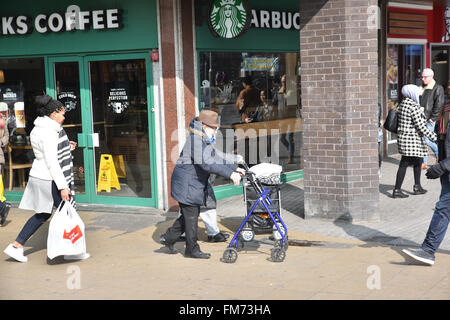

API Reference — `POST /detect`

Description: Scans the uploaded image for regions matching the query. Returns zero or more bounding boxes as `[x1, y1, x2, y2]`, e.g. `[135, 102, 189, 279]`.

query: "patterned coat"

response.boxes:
[397, 97, 437, 157]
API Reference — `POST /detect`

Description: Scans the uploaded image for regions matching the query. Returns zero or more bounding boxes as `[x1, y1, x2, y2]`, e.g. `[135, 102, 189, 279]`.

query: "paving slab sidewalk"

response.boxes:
[0, 155, 448, 300]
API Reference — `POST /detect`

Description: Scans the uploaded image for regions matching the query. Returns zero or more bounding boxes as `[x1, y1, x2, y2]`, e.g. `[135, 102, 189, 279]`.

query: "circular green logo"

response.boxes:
[208, 0, 251, 39]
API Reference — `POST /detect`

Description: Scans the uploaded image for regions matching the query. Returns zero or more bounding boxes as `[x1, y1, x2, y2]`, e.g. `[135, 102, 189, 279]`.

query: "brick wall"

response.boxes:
[300, 0, 380, 221]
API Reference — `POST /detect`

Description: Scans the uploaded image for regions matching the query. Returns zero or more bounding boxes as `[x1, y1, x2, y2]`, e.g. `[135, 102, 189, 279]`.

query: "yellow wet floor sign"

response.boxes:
[113, 155, 126, 178]
[97, 154, 121, 192]
[0, 174, 5, 202]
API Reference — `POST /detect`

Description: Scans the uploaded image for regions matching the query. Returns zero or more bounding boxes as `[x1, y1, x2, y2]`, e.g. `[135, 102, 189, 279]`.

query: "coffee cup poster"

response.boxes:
[0, 85, 25, 128]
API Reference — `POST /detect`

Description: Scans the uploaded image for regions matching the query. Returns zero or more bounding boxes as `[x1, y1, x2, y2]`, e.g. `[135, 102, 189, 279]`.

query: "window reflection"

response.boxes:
[90, 59, 151, 198]
[0, 58, 45, 191]
[386, 44, 424, 154]
[200, 52, 303, 186]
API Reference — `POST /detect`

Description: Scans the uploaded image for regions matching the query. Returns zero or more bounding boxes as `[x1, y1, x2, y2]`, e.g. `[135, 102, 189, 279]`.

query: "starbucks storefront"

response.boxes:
[0, 0, 159, 207]
[195, 0, 302, 197]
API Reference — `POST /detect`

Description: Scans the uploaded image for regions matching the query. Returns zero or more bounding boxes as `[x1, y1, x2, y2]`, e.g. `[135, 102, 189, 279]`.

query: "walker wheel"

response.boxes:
[274, 238, 289, 251]
[241, 229, 255, 242]
[222, 247, 238, 263]
[270, 247, 286, 263]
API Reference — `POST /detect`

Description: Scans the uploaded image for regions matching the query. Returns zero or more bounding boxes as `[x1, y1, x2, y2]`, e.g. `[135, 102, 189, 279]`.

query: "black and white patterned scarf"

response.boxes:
[57, 128, 76, 207]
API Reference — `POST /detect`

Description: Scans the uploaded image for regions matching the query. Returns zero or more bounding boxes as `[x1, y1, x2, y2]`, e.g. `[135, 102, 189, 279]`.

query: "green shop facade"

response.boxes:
[0, 0, 160, 208]
[194, 0, 303, 200]
[0, 0, 303, 210]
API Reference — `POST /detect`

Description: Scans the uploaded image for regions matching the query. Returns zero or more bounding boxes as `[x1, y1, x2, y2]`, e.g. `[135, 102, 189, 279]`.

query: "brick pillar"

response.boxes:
[300, 0, 380, 221]
[181, 0, 197, 127]
[159, 0, 178, 210]
[159, 0, 197, 210]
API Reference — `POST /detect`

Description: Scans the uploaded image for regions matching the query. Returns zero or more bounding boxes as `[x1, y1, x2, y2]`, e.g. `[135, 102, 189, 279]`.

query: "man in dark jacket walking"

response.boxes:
[419, 68, 445, 168]
[159, 110, 244, 259]
[402, 105, 450, 265]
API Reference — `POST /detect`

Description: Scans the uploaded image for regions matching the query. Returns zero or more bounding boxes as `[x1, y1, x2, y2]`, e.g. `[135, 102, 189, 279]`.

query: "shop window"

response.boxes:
[430, 45, 449, 102]
[0, 58, 45, 191]
[199, 52, 302, 186]
[386, 44, 424, 154]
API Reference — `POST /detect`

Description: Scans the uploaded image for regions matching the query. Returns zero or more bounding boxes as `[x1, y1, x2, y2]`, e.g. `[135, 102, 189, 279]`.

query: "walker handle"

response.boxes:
[240, 161, 250, 171]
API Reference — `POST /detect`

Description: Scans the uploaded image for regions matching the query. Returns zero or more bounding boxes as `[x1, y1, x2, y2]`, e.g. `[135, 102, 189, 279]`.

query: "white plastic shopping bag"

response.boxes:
[47, 201, 86, 260]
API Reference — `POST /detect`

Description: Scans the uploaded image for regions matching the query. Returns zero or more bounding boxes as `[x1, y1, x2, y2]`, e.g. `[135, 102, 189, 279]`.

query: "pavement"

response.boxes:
[0, 154, 448, 300]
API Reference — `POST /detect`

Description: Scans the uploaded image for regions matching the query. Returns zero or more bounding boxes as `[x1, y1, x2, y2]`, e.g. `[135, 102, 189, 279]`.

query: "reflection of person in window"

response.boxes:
[275, 75, 295, 164]
[442, 7, 450, 42]
[259, 90, 274, 121]
[235, 76, 260, 123]
[260, 90, 275, 160]
[276, 75, 288, 118]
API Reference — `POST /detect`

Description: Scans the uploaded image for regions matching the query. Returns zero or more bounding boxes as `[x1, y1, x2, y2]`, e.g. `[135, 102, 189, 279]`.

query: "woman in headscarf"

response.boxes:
[393, 84, 437, 198]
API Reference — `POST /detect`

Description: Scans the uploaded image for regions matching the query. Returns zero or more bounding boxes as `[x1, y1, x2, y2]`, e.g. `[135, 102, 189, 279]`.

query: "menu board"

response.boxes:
[0, 84, 25, 128]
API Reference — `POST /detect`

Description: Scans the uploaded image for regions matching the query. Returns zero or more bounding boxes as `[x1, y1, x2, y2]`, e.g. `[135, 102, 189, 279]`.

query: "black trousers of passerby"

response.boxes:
[15, 182, 62, 246]
[163, 202, 201, 254]
[394, 156, 423, 190]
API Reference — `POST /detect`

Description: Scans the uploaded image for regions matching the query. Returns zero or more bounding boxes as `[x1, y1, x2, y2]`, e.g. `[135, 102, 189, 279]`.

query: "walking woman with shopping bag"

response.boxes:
[3, 95, 89, 262]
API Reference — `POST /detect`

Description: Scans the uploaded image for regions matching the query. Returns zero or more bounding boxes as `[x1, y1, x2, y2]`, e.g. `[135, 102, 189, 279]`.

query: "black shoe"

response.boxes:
[185, 250, 211, 259]
[208, 232, 229, 242]
[413, 185, 427, 195]
[176, 235, 186, 242]
[0, 203, 11, 226]
[158, 235, 177, 254]
[402, 248, 435, 265]
[392, 189, 409, 198]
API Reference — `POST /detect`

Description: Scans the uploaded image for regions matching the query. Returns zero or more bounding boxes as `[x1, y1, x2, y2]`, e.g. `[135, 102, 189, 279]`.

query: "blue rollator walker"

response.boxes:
[222, 162, 288, 263]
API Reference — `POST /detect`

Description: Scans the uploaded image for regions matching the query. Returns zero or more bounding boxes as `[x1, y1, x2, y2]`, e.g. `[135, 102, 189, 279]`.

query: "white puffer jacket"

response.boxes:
[28, 116, 68, 190]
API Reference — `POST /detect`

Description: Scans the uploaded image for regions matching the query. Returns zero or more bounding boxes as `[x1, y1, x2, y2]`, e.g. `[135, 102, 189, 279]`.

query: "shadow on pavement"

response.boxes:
[333, 215, 450, 263]
[151, 211, 220, 257]
[280, 183, 305, 219]
[382, 156, 401, 166]
[333, 215, 419, 248]
[379, 183, 394, 198]
[22, 221, 49, 257]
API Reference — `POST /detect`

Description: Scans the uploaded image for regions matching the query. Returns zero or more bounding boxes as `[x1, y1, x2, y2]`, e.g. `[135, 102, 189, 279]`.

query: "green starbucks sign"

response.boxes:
[208, 0, 251, 39]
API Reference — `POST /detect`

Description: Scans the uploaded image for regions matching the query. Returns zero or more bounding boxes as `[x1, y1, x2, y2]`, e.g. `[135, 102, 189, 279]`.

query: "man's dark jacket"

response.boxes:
[420, 81, 445, 121]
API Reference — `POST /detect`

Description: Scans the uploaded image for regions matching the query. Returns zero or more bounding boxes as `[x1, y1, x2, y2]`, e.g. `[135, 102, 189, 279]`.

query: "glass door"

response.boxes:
[47, 56, 90, 203]
[84, 54, 156, 206]
[47, 53, 157, 207]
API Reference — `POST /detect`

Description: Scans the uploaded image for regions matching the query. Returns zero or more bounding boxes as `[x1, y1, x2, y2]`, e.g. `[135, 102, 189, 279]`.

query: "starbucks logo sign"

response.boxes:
[208, 0, 251, 39]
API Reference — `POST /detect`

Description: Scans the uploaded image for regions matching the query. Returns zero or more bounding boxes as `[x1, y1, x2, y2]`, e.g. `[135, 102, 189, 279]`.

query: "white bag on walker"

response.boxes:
[47, 201, 86, 260]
